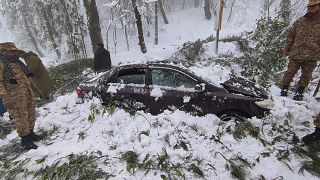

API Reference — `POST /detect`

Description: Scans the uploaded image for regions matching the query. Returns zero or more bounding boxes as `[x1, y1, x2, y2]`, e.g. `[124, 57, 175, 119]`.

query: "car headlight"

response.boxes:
[255, 99, 274, 110]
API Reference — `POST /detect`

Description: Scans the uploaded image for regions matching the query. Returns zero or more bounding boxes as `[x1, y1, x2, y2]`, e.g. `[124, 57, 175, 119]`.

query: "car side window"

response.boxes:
[151, 68, 197, 88]
[117, 68, 145, 85]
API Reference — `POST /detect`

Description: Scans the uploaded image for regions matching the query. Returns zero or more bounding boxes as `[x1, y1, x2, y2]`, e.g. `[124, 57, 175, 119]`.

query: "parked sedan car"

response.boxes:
[76, 63, 273, 120]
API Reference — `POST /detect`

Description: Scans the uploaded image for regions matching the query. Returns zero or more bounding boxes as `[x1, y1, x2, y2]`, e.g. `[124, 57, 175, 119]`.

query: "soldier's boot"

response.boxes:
[280, 85, 289, 97]
[293, 86, 304, 101]
[302, 127, 320, 144]
[21, 133, 38, 150]
[29, 129, 43, 142]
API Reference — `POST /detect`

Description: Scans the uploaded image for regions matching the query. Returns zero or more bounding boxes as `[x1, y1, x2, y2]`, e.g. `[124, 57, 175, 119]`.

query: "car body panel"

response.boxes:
[76, 63, 270, 118]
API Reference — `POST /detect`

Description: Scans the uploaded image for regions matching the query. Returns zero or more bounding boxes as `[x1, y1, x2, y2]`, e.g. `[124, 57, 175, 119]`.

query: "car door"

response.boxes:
[148, 67, 207, 115]
[100, 67, 150, 112]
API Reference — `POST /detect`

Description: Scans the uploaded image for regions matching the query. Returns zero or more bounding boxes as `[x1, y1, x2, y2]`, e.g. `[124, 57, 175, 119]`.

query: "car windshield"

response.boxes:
[151, 68, 197, 88]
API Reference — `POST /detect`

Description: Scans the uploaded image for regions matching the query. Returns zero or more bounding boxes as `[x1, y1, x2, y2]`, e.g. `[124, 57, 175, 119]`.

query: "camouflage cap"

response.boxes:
[0, 42, 20, 51]
[308, 0, 320, 6]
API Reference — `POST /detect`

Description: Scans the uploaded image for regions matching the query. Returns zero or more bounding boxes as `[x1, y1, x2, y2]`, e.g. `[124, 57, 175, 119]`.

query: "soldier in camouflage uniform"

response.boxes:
[0, 42, 41, 150]
[280, 0, 320, 101]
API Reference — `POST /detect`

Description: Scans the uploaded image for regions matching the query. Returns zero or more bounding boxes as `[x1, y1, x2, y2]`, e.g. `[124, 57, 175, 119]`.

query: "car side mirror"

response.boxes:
[195, 83, 205, 92]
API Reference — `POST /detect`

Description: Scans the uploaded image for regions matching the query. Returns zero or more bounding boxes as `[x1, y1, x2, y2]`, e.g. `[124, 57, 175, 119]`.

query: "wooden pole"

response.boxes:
[215, 0, 224, 54]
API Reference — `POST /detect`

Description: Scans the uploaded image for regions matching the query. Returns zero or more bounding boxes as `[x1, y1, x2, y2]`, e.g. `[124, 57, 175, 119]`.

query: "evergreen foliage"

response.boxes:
[33, 152, 110, 179]
[0, 121, 15, 139]
[238, 17, 288, 87]
[172, 40, 205, 65]
[48, 58, 94, 96]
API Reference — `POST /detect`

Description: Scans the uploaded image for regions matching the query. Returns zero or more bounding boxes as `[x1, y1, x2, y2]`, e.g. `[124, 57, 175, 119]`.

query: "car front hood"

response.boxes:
[221, 74, 269, 99]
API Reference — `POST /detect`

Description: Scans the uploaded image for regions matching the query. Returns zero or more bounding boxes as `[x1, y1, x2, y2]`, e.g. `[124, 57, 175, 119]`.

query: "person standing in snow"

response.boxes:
[0, 42, 41, 150]
[93, 42, 111, 73]
[280, 0, 320, 101]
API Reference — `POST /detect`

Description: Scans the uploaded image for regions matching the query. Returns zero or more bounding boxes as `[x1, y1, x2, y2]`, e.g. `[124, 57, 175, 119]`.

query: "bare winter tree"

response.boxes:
[83, 0, 103, 53]
[132, 0, 147, 54]
[204, 0, 212, 20]
[227, 0, 235, 22]
[158, 0, 169, 24]
[194, 0, 200, 8]
[155, 1, 158, 45]
[61, 0, 80, 59]
[21, 3, 44, 57]
[261, 0, 277, 18]
[36, 2, 61, 59]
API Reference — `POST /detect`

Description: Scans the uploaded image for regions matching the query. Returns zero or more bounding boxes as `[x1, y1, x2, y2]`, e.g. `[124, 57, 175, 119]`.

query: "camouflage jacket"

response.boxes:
[284, 12, 320, 61]
[0, 55, 34, 97]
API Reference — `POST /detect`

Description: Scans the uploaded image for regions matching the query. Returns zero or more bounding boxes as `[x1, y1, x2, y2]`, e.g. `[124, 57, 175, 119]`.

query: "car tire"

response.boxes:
[218, 111, 248, 122]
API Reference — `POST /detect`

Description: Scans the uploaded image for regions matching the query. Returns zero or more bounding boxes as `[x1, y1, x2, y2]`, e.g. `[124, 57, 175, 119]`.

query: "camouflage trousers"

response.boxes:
[3, 86, 36, 137]
[315, 113, 320, 128]
[281, 60, 317, 88]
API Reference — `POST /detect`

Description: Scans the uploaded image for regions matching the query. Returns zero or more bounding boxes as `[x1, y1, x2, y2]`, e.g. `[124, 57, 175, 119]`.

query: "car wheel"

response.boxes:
[218, 111, 248, 122]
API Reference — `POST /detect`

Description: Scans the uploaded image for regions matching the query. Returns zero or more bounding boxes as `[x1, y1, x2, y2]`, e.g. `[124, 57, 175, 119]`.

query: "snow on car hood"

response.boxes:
[221, 74, 269, 99]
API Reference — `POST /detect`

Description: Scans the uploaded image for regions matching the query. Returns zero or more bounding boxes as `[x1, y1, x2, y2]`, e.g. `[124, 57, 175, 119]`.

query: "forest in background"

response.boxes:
[0, 0, 306, 61]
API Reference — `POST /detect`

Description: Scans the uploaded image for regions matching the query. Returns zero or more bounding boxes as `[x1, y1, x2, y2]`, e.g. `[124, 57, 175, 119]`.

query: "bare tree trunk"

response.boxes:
[155, 1, 158, 45]
[21, 4, 44, 57]
[261, 0, 276, 18]
[132, 0, 147, 54]
[124, 25, 130, 51]
[118, 2, 130, 51]
[113, 26, 117, 54]
[37, 2, 61, 58]
[74, 6, 87, 58]
[83, 0, 103, 54]
[194, 0, 200, 8]
[227, 0, 235, 22]
[181, 0, 186, 9]
[144, 2, 151, 37]
[204, 0, 212, 20]
[106, 25, 111, 50]
[61, 0, 79, 59]
[158, 0, 168, 24]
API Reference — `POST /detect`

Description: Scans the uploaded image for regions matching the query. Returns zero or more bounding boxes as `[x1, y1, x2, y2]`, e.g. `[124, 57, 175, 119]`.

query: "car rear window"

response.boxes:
[117, 68, 145, 85]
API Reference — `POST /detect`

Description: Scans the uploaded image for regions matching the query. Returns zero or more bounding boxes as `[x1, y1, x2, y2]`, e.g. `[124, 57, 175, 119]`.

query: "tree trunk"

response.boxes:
[194, 0, 200, 8]
[261, 0, 277, 18]
[21, 4, 44, 57]
[158, 0, 169, 24]
[61, 0, 80, 59]
[125, 25, 130, 51]
[37, 2, 61, 58]
[132, 0, 147, 54]
[144, 2, 151, 37]
[22, 19, 44, 57]
[155, 1, 158, 45]
[227, 0, 235, 22]
[204, 0, 212, 20]
[83, 0, 103, 54]
[113, 26, 117, 54]
[74, 5, 88, 58]
[181, 0, 186, 9]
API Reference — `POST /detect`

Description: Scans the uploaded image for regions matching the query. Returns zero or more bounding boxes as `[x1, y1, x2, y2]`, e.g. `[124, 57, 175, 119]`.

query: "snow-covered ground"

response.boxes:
[1, 1, 320, 179]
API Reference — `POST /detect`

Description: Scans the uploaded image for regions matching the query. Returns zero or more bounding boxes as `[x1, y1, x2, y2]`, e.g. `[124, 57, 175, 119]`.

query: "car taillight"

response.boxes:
[76, 87, 82, 95]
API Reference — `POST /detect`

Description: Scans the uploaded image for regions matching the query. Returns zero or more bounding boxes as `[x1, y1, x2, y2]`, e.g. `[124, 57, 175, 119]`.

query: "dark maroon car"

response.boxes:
[76, 63, 273, 120]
